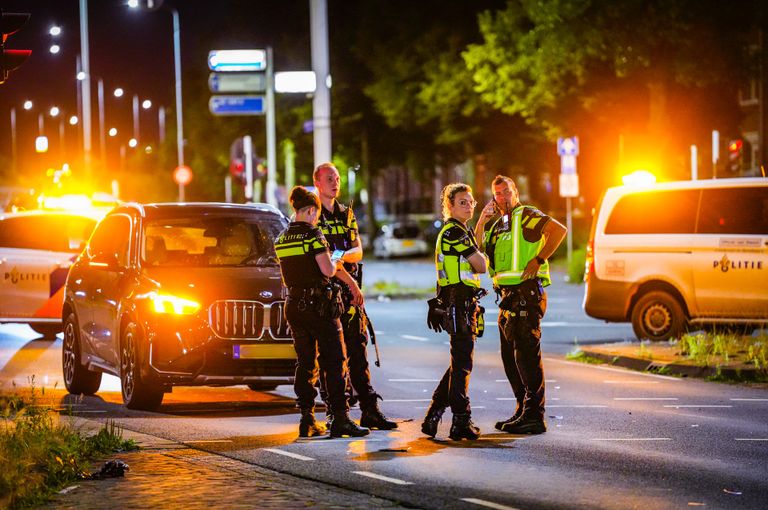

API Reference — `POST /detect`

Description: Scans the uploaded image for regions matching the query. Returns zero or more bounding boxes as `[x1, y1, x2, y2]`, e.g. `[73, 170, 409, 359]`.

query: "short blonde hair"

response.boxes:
[313, 162, 338, 182]
[441, 183, 472, 220]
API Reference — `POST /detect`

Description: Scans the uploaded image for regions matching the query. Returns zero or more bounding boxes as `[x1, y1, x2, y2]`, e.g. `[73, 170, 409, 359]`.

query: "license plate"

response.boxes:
[233, 344, 296, 359]
[402, 240, 414, 247]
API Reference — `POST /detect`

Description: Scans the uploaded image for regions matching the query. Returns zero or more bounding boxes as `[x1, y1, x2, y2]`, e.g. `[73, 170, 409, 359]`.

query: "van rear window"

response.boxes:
[605, 190, 699, 234]
[697, 187, 768, 234]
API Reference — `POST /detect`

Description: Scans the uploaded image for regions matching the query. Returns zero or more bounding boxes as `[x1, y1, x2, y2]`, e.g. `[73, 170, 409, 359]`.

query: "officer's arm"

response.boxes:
[467, 251, 487, 274]
[335, 266, 364, 305]
[315, 252, 337, 277]
[341, 237, 363, 264]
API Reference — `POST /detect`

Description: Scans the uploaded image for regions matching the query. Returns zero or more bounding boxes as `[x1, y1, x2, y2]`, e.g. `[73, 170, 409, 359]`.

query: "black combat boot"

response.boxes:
[500, 414, 546, 435]
[360, 396, 398, 430]
[298, 409, 326, 438]
[420, 403, 445, 438]
[449, 413, 481, 441]
[330, 413, 370, 438]
[494, 404, 524, 431]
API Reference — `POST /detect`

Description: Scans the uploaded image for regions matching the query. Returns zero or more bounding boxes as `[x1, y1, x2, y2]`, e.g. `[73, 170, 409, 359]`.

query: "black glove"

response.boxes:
[427, 297, 445, 333]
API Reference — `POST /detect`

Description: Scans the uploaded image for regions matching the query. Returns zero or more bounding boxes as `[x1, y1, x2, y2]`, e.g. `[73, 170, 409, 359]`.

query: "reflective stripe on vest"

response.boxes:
[435, 221, 481, 288]
[487, 206, 551, 287]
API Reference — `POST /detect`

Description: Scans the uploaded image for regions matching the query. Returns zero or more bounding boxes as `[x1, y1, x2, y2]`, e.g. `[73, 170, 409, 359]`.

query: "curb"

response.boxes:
[579, 349, 765, 381]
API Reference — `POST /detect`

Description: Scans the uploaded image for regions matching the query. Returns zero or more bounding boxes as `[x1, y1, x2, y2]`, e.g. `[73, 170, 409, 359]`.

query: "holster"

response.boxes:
[434, 286, 487, 337]
[497, 279, 543, 319]
[427, 297, 447, 333]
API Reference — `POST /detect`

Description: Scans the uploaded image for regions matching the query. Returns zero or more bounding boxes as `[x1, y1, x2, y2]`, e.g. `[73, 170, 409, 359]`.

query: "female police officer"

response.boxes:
[422, 183, 487, 440]
[275, 186, 368, 438]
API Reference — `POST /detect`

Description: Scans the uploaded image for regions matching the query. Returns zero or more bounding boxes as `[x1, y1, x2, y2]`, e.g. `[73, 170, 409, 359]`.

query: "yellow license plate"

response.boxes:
[233, 344, 296, 360]
[402, 240, 415, 247]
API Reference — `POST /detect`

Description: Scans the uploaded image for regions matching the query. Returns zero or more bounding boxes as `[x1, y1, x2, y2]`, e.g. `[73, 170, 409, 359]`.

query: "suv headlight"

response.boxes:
[150, 292, 201, 315]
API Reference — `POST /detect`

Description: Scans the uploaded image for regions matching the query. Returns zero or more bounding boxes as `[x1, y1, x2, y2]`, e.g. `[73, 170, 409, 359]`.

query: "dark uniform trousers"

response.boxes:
[430, 332, 475, 415]
[285, 298, 349, 416]
[497, 284, 547, 418]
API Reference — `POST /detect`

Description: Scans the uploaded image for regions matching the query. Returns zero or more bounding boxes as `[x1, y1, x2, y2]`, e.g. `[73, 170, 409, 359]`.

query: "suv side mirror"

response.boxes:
[90, 251, 120, 269]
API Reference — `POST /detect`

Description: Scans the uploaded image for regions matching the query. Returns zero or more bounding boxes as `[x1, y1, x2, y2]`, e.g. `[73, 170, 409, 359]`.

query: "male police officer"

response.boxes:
[475, 175, 566, 434]
[313, 162, 397, 430]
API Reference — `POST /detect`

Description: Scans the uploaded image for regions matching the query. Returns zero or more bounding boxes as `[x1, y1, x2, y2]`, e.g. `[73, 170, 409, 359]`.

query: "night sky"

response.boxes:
[1, 0, 315, 169]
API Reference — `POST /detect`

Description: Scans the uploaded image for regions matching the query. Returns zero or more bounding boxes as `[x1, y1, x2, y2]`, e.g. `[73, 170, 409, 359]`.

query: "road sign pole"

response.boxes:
[266, 47, 278, 207]
[566, 196, 573, 274]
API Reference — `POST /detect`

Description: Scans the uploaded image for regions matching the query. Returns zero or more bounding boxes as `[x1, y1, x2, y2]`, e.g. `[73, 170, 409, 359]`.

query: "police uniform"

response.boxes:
[485, 204, 551, 429]
[422, 218, 484, 439]
[317, 202, 396, 429]
[274, 221, 349, 424]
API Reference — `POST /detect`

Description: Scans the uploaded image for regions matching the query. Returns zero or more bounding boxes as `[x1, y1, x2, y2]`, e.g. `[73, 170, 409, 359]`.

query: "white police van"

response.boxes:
[0, 210, 100, 338]
[583, 178, 768, 341]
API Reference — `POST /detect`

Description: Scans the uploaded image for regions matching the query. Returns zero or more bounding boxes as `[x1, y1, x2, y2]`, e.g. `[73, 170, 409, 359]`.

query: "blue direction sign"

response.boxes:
[209, 95, 265, 116]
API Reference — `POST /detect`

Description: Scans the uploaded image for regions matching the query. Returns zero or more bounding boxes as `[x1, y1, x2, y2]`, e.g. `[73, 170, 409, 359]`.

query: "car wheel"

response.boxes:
[631, 291, 687, 341]
[31, 324, 62, 340]
[62, 312, 102, 395]
[247, 383, 279, 392]
[120, 321, 164, 411]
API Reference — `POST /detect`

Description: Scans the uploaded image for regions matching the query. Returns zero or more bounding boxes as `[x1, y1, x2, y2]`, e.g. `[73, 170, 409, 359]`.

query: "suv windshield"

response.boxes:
[142, 215, 286, 267]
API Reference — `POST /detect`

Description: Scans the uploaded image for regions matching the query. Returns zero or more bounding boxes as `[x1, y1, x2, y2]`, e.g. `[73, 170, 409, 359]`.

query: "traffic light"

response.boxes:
[727, 139, 743, 174]
[1, 10, 32, 84]
[229, 136, 263, 185]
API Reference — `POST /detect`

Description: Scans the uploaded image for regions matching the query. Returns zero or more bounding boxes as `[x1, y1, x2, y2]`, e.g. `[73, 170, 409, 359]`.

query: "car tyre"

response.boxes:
[120, 321, 164, 411]
[631, 290, 686, 342]
[247, 383, 279, 392]
[31, 324, 62, 340]
[62, 312, 102, 395]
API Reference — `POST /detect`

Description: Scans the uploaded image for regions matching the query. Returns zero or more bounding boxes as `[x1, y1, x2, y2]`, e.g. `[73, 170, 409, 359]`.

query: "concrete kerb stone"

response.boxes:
[579, 348, 762, 380]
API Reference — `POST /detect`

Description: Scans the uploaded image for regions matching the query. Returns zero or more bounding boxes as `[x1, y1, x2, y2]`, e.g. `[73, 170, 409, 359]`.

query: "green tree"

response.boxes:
[464, 0, 754, 196]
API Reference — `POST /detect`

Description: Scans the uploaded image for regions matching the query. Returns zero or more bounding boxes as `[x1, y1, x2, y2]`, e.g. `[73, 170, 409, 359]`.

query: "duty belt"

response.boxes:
[288, 286, 327, 299]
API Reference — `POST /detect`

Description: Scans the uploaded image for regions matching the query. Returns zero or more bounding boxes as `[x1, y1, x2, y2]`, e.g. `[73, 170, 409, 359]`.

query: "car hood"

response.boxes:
[141, 266, 285, 302]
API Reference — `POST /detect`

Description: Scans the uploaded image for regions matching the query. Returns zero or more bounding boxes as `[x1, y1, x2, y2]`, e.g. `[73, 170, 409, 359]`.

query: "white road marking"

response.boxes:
[262, 448, 315, 461]
[663, 405, 733, 408]
[734, 438, 768, 441]
[548, 405, 608, 408]
[730, 398, 768, 402]
[591, 438, 672, 441]
[614, 397, 678, 401]
[542, 322, 602, 327]
[388, 378, 440, 382]
[604, 380, 659, 384]
[461, 497, 521, 510]
[69, 410, 107, 413]
[495, 379, 556, 383]
[386, 398, 431, 402]
[58, 485, 80, 495]
[401, 334, 429, 342]
[546, 358, 681, 381]
[352, 471, 413, 485]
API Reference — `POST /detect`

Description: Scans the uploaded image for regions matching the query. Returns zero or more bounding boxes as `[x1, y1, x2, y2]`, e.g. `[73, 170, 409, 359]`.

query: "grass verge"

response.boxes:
[565, 350, 606, 365]
[679, 332, 768, 371]
[368, 280, 434, 299]
[0, 382, 137, 509]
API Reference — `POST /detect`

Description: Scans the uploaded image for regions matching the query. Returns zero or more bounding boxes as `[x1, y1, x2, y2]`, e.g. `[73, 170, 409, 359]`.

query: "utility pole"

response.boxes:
[310, 0, 332, 165]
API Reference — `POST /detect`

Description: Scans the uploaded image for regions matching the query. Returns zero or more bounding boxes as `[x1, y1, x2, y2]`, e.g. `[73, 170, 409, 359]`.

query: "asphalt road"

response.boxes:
[1, 260, 767, 509]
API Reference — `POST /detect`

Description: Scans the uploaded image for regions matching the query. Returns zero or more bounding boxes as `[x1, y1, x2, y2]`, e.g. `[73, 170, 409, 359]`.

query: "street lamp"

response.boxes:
[128, 1, 186, 201]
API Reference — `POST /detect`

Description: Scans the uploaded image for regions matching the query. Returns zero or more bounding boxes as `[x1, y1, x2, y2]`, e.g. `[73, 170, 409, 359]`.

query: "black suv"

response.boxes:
[62, 202, 295, 410]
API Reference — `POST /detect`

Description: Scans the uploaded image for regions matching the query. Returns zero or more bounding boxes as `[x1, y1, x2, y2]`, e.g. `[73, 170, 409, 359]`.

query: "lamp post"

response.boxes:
[128, 1, 185, 201]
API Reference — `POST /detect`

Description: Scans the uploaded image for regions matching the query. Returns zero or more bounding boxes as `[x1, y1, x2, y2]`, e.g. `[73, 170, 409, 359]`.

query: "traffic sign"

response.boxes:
[208, 49, 266, 72]
[209, 95, 265, 116]
[560, 154, 577, 175]
[559, 173, 579, 197]
[557, 136, 579, 156]
[208, 72, 266, 93]
[173, 165, 193, 186]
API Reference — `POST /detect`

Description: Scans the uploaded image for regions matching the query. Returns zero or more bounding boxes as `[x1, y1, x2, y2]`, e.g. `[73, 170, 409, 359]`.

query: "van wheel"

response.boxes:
[62, 312, 102, 395]
[631, 291, 686, 341]
[31, 324, 61, 339]
[120, 321, 164, 411]
[247, 383, 279, 392]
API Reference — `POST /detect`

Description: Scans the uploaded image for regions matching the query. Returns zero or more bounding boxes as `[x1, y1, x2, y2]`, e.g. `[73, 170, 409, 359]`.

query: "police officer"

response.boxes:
[475, 175, 567, 435]
[313, 163, 397, 430]
[422, 183, 487, 440]
[274, 186, 369, 438]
